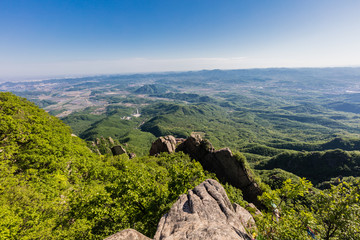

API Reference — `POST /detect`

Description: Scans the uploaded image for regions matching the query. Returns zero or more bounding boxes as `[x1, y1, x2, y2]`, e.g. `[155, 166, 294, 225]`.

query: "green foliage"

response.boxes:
[0, 93, 215, 239]
[87, 136, 121, 155]
[61, 108, 105, 135]
[64, 152, 213, 238]
[32, 99, 57, 108]
[223, 183, 248, 207]
[0, 92, 102, 239]
[257, 178, 360, 240]
[151, 92, 216, 103]
[134, 84, 170, 94]
[262, 149, 360, 184]
[312, 181, 360, 239]
[257, 178, 315, 240]
[45, 71, 360, 186]
[4, 66, 360, 239]
[140, 102, 246, 149]
[242, 143, 285, 157]
[259, 178, 313, 210]
[256, 168, 301, 190]
[74, 109, 156, 156]
[317, 176, 360, 189]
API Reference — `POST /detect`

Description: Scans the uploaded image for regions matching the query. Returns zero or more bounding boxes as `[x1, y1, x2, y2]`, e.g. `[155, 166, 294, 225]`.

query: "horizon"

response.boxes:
[2, 65, 360, 83]
[1, 0, 360, 81]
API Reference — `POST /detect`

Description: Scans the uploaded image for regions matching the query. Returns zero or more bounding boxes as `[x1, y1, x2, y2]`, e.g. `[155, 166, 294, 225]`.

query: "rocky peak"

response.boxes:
[154, 179, 254, 240]
[149, 135, 177, 156]
[105, 179, 255, 240]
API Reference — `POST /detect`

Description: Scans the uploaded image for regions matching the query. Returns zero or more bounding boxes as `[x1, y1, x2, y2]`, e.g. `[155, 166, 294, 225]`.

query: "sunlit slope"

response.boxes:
[260, 149, 360, 184]
[0, 92, 218, 239]
[63, 99, 360, 155]
[0, 92, 103, 238]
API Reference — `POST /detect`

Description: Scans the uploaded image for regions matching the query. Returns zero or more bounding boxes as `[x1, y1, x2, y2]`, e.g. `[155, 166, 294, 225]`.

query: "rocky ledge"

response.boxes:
[105, 179, 255, 240]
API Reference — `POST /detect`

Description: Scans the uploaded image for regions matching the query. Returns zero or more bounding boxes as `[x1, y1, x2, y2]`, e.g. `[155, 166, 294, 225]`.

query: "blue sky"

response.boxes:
[1, 0, 360, 80]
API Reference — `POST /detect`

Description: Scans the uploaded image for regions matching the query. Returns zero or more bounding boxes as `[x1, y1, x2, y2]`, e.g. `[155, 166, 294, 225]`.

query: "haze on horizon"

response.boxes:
[1, 0, 360, 81]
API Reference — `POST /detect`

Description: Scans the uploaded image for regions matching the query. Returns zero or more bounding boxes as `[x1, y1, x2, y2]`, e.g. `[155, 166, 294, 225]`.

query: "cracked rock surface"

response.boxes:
[149, 136, 177, 156]
[104, 179, 255, 240]
[153, 179, 253, 240]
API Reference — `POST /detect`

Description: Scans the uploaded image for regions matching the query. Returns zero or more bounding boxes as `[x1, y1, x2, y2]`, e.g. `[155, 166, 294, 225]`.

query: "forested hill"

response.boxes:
[0, 92, 102, 238]
[1, 92, 360, 240]
[0, 92, 218, 239]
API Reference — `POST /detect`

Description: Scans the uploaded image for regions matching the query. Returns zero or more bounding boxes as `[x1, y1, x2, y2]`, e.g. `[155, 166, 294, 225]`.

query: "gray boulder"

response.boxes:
[149, 136, 177, 156]
[154, 179, 253, 240]
[104, 179, 256, 240]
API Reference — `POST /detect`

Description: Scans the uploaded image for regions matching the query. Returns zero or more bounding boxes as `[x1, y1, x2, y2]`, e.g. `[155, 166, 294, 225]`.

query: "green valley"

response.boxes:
[1, 68, 360, 239]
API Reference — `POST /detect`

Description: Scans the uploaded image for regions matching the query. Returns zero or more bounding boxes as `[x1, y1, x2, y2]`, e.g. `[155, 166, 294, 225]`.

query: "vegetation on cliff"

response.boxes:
[0, 93, 217, 239]
[1, 91, 360, 239]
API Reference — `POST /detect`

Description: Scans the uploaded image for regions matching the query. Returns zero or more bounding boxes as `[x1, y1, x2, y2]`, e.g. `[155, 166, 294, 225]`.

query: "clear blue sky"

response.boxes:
[1, 0, 360, 80]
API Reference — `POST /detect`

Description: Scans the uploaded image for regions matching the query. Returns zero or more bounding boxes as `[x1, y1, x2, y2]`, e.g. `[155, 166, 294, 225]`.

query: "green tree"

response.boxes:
[257, 178, 314, 240]
[257, 178, 360, 240]
[313, 181, 360, 240]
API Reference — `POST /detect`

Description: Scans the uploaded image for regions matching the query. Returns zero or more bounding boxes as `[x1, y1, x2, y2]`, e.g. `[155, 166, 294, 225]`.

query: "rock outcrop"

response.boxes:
[149, 136, 177, 156]
[176, 135, 264, 209]
[111, 145, 127, 156]
[154, 179, 253, 240]
[105, 179, 255, 240]
[104, 229, 151, 240]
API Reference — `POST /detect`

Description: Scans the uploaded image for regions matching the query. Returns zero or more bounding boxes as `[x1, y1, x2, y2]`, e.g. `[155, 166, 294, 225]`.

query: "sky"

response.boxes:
[1, 0, 360, 81]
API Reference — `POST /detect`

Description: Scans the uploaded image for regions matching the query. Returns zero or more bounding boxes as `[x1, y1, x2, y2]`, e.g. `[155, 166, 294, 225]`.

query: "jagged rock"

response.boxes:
[149, 136, 177, 156]
[111, 145, 127, 156]
[154, 179, 253, 240]
[176, 135, 214, 160]
[233, 204, 257, 230]
[104, 229, 151, 240]
[128, 152, 136, 159]
[104, 179, 257, 240]
[176, 136, 264, 209]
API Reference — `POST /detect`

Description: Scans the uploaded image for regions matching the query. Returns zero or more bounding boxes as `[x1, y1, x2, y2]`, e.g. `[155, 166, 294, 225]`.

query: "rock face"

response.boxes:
[149, 136, 177, 156]
[111, 145, 127, 156]
[104, 229, 151, 240]
[176, 136, 264, 209]
[104, 179, 256, 240]
[154, 179, 253, 240]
